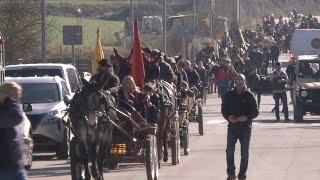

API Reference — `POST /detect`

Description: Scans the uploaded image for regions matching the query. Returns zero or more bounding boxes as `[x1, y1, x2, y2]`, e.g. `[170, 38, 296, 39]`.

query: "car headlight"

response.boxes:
[301, 90, 308, 97]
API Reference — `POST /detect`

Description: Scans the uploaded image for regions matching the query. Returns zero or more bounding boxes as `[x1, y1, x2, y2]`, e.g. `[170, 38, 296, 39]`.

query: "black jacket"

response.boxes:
[221, 90, 259, 129]
[185, 69, 200, 88]
[159, 60, 174, 84]
[90, 72, 120, 92]
[0, 97, 25, 171]
[270, 45, 280, 58]
[195, 67, 207, 86]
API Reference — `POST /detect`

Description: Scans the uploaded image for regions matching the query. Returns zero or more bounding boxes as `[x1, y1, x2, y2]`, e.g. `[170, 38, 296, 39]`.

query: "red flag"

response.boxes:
[131, 19, 145, 89]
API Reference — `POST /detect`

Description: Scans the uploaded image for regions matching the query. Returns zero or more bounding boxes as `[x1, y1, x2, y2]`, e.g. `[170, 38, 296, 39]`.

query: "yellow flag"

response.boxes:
[92, 28, 105, 74]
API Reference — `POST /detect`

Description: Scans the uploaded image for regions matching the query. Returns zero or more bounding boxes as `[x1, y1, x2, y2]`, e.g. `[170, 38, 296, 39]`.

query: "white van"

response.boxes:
[5, 63, 82, 95]
[6, 76, 70, 159]
[291, 29, 320, 58]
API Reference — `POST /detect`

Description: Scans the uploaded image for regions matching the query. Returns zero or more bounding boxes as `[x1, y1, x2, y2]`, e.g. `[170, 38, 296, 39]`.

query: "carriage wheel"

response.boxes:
[183, 120, 190, 155]
[146, 135, 159, 180]
[70, 137, 85, 180]
[171, 121, 181, 165]
[197, 105, 204, 136]
[203, 89, 208, 105]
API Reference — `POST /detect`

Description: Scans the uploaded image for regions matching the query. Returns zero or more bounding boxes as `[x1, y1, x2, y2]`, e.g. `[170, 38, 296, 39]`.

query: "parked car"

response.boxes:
[5, 63, 82, 96]
[6, 76, 71, 159]
[22, 114, 33, 170]
[293, 55, 320, 121]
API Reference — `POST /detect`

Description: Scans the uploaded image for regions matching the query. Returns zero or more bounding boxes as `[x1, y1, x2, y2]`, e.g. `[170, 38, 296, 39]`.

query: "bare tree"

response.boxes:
[0, 0, 42, 64]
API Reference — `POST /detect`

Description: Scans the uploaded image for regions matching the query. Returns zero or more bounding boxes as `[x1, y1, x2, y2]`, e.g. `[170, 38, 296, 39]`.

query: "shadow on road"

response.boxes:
[253, 119, 320, 124]
[29, 166, 70, 178]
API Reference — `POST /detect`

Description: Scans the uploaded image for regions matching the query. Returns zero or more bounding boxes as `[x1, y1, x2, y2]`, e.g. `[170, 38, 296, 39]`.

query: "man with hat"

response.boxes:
[90, 58, 120, 92]
[222, 74, 259, 180]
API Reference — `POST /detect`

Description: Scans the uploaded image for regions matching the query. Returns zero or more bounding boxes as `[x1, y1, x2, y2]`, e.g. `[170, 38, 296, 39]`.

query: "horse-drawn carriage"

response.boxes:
[176, 82, 204, 157]
[65, 80, 161, 180]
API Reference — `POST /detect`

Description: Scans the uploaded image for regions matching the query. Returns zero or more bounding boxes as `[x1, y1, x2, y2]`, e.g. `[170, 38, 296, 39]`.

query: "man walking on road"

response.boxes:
[271, 62, 290, 121]
[221, 74, 259, 180]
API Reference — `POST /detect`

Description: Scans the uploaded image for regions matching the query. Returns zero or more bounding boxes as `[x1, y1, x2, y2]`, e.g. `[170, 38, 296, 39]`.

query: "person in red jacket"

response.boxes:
[213, 58, 237, 98]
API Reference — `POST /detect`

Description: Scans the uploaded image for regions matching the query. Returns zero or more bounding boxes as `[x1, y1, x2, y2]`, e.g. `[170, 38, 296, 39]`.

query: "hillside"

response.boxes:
[45, 0, 320, 59]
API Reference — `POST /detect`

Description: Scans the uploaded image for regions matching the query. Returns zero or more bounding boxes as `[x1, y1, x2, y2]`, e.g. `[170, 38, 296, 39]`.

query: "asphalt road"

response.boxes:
[28, 92, 320, 180]
[27, 54, 320, 180]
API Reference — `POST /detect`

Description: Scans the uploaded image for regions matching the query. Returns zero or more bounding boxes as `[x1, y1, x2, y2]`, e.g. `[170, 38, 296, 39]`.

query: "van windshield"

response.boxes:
[6, 69, 63, 79]
[298, 60, 320, 81]
[21, 83, 60, 103]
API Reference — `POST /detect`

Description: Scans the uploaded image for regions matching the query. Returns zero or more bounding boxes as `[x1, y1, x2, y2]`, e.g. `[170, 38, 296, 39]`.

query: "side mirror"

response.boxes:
[63, 95, 72, 105]
[23, 103, 33, 112]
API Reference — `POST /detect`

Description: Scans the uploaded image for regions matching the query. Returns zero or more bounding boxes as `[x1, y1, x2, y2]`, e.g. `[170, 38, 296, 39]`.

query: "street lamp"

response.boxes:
[76, 8, 82, 68]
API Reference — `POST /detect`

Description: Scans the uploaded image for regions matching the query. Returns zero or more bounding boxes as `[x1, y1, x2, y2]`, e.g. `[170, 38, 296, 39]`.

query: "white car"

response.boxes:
[6, 76, 71, 159]
[22, 114, 33, 170]
[5, 63, 82, 96]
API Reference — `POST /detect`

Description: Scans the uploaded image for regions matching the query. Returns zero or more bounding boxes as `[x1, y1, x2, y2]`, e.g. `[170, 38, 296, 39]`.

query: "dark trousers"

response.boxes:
[273, 92, 289, 120]
[270, 55, 279, 69]
[226, 127, 251, 178]
[0, 169, 28, 180]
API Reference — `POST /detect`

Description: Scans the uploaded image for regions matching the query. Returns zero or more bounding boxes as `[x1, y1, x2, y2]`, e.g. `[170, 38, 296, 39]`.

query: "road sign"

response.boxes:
[63, 25, 83, 45]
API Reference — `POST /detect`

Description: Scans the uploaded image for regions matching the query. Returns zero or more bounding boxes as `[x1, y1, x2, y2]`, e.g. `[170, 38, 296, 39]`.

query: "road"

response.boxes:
[28, 54, 320, 180]
[28, 94, 320, 180]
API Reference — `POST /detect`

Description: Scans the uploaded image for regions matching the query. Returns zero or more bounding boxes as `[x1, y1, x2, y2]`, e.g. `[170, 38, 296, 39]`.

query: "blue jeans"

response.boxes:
[226, 128, 251, 178]
[0, 169, 28, 180]
[273, 92, 289, 120]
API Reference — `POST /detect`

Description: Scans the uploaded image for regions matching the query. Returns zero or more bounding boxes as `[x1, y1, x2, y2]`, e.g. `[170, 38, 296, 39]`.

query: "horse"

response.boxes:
[68, 80, 118, 180]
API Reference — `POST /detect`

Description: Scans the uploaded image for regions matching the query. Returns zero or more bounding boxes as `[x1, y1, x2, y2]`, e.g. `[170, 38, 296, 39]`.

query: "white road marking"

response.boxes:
[205, 119, 227, 124]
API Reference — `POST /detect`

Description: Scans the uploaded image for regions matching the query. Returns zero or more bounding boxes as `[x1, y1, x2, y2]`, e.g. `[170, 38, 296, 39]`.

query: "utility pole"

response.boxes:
[262, 0, 265, 18]
[41, 0, 46, 63]
[249, 0, 252, 28]
[163, 0, 167, 54]
[130, 0, 134, 44]
[193, 0, 196, 61]
[210, 0, 213, 40]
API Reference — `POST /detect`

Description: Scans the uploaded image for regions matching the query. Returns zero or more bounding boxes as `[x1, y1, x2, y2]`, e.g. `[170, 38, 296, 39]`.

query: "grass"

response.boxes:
[48, 16, 124, 46]
[48, 0, 145, 5]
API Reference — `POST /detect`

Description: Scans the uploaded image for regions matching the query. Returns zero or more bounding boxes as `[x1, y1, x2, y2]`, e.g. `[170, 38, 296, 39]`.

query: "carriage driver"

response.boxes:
[90, 58, 120, 93]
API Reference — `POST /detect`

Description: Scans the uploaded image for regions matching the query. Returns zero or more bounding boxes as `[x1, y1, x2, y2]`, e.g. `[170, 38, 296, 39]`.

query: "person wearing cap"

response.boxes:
[90, 58, 120, 93]
[0, 82, 28, 180]
[271, 62, 289, 121]
[221, 74, 259, 180]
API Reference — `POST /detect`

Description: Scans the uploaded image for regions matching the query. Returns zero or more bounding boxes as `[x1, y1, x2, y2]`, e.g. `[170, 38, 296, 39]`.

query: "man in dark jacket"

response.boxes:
[271, 62, 289, 121]
[0, 82, 27, 180]
[184, 60, 201, 88]
[270, 43, 280, 70]
[90, 58, 120, 93]
[221, 74, 259, 180]
[158, 55, 175, 84]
